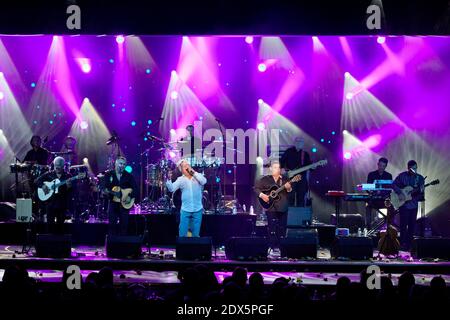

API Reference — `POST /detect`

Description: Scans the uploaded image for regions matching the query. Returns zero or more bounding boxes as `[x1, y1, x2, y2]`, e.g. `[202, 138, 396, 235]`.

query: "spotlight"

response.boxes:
[258, 99, 264, 105]
[0, 92, 4, 100]
[170, 129, 176, 135]
[116, 35, 125, 44]
[83, 97, 90, 103]
[0, 72, 3, 77]
[80, 121, 89, 130]
[125, 165, 132, 173]
[258, 63, 267, 72]
[31, 82, 36, 88]
[377, 36, 386, 44]
[312, 147, 317, 153]
[170, 91, 178, 100]
[256, 156, 263, 164]
[81, 63, 91, 73]
[145, 68, 151, 74]
[342, 130, 348, 135]
[0, 129, 3, 135]
[171, 70, 177, 77]
[83, 158, 89, 164]
[343, 152, 352, 160]
[131, 121, 136, 126]
[346, 92, 354, 100]
[147, 120, 152, 125]
[245, 36, 254, 44]
[109, 58, 114, 63]
[257, 122, 266, 131]
[344, 72, 351, 79]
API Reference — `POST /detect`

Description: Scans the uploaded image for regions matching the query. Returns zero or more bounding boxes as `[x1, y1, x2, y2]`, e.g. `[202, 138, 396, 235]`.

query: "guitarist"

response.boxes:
[255, 160, 294, 249]
[280, 136, 311, 207]
[392, 160, 425, 251]
[104, 156, 137, 235]
[35, 157, 72, 233]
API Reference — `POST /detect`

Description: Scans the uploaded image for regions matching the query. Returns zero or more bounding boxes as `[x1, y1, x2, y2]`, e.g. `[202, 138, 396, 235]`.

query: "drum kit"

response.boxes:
[139, 134, 235, 214]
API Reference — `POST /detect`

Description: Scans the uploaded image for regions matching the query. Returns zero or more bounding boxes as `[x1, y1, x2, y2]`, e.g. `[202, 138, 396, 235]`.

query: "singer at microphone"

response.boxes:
[166, 159, 207, 237]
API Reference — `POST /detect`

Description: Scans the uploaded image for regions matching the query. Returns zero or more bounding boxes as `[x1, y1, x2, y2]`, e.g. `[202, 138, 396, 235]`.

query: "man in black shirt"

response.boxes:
[392, 160, 425, 251]
[104, 156, 138, 235]
[280, 136, 311, 207]
[23, 135, 50, 165]
[178, 124, 202, 166]
[365, 157, 393, 228]
[35, 157, 72, 234]
[255, 160, 293, 248]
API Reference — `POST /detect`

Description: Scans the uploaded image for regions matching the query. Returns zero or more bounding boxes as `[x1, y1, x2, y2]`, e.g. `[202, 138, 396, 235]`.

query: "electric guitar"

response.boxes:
[389, 179, 439, 210]
[104, 186, 135, 210]
[37, 172, 86, 201]
[258, 175, 301, 210]
[286, 159, 328, 178]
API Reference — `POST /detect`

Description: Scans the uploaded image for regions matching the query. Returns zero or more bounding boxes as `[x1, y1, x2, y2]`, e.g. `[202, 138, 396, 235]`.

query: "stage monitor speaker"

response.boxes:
[106, 235, 142, 258]
[331, 236, 373, 260]
[0, 202, 16, 222]
[176, 237, 212, 260]
[16, 198, 32, 222]
[287, 206, 312, 227]
[330, 214, 364, 233]
[35, 234, 72, 258]
[411, 237, 450, 259]
[225, 237, 268, 261]
[281, 229, 318, 258]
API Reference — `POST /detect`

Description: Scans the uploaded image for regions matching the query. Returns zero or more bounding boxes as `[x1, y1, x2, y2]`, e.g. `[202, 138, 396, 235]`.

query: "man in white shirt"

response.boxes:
[166, 159, 207, 237]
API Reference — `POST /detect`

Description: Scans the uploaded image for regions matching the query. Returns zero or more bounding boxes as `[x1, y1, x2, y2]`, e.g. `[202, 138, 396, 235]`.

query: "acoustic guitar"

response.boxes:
[104, 186, 135, 210]
[258, 175, 301, 210]
[389, 179, 439, 210]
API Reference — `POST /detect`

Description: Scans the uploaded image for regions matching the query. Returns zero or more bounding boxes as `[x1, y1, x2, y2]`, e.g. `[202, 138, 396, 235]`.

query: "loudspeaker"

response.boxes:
[280, 229, 318, 258]
[35, 234, 72, 258]
[0, 202, 16, 222]
[411, 237, 450, 259]
[330, 214, 364, 233]
[287, 207, 312, 227]
[225, 237, 268, 261]
[331, 236, 373, 260]
[16, 198, 32, 222]
[106, 235, 142, 258]
[176, 237, 212, 260]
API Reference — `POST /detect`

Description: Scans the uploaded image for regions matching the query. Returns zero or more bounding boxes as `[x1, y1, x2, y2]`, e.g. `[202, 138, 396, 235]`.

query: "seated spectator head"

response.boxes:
[232, 267, 248, 288]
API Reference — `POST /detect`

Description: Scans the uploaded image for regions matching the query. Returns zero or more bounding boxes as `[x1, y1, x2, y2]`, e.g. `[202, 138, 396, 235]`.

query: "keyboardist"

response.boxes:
[365, 158, 393, 228]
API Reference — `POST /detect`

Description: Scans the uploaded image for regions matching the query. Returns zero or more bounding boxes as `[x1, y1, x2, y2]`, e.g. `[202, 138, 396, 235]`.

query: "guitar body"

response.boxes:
[111, 186, 135, 209]
[390, 186, 413, 210]
[258, 185, 280, 210]
[37, 179, 61, 201]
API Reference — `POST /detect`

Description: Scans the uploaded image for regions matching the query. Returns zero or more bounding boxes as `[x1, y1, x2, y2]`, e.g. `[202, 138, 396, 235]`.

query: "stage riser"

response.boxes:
[0, 216, 336, 247]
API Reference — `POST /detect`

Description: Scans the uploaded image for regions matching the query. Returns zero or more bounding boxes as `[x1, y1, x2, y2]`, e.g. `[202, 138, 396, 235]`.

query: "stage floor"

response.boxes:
[1, 245, 449, 275]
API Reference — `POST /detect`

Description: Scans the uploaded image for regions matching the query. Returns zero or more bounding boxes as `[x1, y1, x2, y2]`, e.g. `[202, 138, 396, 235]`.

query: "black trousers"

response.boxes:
[266, 211, 287, 248]
[46, 206, 67, 234]
[399, 206, 418, 251]
[288, 180, 308, 207]
[108, 202, 129, 235]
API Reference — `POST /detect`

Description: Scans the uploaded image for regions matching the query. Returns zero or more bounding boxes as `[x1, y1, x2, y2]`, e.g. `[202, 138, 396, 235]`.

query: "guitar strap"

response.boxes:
[300, 150, 305, 166]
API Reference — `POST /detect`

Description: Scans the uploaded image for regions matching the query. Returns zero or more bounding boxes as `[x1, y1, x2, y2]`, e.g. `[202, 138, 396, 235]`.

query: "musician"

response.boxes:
[280, 136, 311, 207]
[23, 135, 50, 165]
[104, 156, 137, 235]
[255, 160, 294, 248]
[393, 160, 425, 251]
[35, 157, 72, 233]
[60, 135, 78, 166]
[166, 159, 207, 237]
[179, 124, 202, 162]
[365, 157, 393, 228]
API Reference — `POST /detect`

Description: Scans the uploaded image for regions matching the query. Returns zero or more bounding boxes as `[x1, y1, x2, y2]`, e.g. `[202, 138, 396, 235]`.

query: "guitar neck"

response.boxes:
[289, 161, 323, 177]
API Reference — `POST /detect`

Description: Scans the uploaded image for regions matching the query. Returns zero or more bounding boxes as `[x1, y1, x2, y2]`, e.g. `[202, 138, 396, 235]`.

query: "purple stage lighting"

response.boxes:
[245, 36, 254, 44]
[346, 92, 354, 100]
[258, 63, 267, 72]
[170, 91, 178, 100]
[377, 36, 386, 44]
[343, 151, 352, 160]
[116, 35, 125, 44]
[80, 121, 89, 130]
[81, 62, 91, 73]
[257, 122, 266, 131]
[0, 92, 4, 100]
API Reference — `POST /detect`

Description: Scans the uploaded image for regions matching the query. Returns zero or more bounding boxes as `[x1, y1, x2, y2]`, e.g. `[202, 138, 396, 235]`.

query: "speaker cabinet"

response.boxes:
[225, 237, 269, 261]
[35, 234, 72, 258]
[106, 235, 142, 258]
[176, 237, 212, 260]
